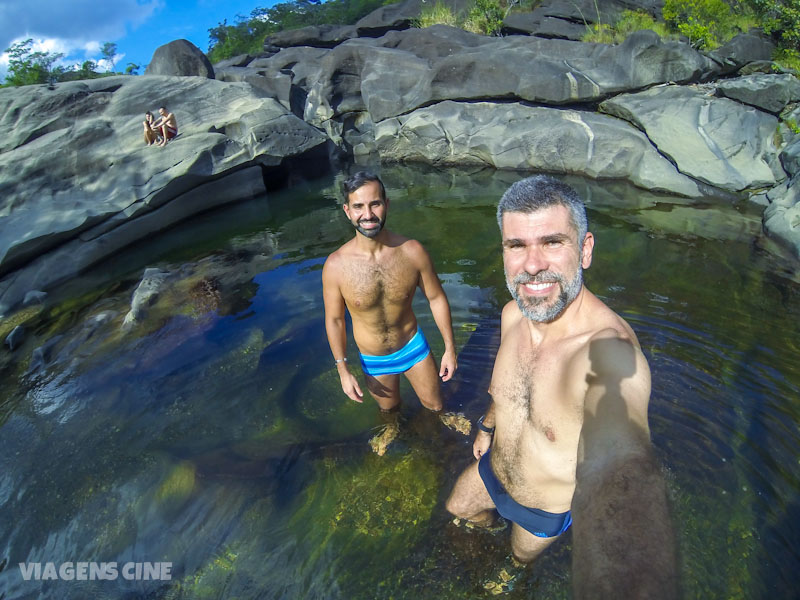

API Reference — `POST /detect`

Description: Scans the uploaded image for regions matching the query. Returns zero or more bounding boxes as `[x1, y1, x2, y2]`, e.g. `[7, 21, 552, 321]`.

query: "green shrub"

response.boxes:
[616, 10, 674, 37]
[582, 10, 674, 43]
[774, 47, 800, 70]
[752, 0, 800, 48]
[416, 1, 460, 27]
[663, 0, 734, 48]
[662, 0, 757, 48]
[582, 23, 617, 43]
[465, 0, 505, 35]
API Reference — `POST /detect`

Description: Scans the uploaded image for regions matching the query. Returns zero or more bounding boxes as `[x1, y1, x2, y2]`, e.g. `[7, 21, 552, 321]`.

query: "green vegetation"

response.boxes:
[753, 0, 800, 47]
[207, 0, 395, 63]
[2, 38, 124, 87]
[663, 0, 758, 49]
[416, 0, 515, 35]
[583, 10, 675, 43]
[583, 1, 758, 49]
[417, 1, 461, 28]
[464, 0, 506, 35]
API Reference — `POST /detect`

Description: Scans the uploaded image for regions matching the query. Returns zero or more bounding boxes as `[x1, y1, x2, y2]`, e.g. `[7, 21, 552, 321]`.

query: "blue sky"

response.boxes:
[0, 0, 277, 79]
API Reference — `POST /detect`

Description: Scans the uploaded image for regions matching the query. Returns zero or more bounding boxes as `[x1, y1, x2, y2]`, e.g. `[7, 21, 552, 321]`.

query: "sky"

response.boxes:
[0, 0, 278, 79]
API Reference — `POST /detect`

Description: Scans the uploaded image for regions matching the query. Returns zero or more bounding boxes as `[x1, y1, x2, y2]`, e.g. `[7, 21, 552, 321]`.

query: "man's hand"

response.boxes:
[339, 369, 364, 403]
[439, 348, 458, 382]
[473, 430, 492, 460]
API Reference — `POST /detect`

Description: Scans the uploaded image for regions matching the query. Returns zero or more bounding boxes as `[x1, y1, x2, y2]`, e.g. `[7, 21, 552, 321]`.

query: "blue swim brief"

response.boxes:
[478, 448, 572, 538]
[359, 327, 431, 376]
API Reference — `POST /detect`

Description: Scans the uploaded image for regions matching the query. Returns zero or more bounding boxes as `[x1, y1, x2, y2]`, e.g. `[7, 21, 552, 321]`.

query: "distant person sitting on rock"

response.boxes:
[143, 111, 159, 146]
[152, 106, 178, 147]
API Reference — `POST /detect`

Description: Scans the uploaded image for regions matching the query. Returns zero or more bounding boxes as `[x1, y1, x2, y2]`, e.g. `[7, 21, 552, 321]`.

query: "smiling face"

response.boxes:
[342, 180, 388, 239]
[502, 204, 594, 323]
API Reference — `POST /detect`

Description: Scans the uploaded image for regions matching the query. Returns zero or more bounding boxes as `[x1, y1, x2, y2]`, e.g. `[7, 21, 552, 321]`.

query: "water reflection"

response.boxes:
[0, 166, 799, 598]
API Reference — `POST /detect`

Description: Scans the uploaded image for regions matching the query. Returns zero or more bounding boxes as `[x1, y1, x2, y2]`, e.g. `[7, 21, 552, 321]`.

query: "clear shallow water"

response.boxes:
[0, 165, 799, 599]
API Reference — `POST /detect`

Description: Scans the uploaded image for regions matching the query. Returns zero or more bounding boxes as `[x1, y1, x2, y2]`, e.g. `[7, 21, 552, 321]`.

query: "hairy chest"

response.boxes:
[491, 337, 582, 445]
[341, 255, 417, 311]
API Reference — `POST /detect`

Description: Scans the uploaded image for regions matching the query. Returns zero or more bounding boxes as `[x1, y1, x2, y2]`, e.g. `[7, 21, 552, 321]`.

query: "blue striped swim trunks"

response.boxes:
[359, 327, 431, 376]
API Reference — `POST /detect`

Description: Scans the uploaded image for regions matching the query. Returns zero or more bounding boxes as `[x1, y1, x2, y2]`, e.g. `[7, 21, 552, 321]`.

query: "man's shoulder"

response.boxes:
[395, 235, 432, 265]
[574, 326, 649, 384]
[323, 241, 354, 275]
[499, 301, 523, 339]
[395, 234, 423, 253]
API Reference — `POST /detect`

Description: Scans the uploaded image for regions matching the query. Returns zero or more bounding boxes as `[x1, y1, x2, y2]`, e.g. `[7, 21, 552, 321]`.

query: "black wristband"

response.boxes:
[476, 414, 495, 434]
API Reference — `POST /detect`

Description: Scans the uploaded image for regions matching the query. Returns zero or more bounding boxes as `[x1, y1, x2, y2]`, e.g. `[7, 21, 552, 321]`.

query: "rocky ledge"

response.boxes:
[1, 0, 799, 316]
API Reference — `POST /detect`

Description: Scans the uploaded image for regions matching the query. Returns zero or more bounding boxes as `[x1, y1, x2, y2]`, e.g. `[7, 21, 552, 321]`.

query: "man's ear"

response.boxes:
[581, 232, 595, 269]
[342, 201, 351, 218]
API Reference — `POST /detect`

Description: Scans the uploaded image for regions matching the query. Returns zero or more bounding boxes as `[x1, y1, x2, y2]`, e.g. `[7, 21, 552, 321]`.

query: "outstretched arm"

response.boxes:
[414, 242, 457, 381]
[322, 257, 363, 403]
[571, 335, 677, 600]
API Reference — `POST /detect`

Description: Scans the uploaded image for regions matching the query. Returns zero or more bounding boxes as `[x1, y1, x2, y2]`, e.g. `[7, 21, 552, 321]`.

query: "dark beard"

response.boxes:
[354, 218, 383, 238]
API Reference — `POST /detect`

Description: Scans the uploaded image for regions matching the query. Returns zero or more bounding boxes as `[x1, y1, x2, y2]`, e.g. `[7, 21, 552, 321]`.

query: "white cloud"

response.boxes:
[0, 0, 161, 51]
[0, 0, 160, 79]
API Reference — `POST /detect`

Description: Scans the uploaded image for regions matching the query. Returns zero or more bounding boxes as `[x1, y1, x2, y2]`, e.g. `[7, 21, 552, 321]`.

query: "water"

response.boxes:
[0, 165, 798, 599]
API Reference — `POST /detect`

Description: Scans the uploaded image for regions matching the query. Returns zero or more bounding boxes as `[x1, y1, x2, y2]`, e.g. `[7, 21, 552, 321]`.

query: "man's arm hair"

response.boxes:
[571, 334, 678, 600]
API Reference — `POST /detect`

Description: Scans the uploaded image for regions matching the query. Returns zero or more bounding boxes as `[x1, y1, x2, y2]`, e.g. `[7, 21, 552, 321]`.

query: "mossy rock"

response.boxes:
[293, 448, 441, 544]
[0, 304, 42, 340]
[294, 367, 375, 436]
[156, 461, 196, 506]
[165, 546, 241, 600]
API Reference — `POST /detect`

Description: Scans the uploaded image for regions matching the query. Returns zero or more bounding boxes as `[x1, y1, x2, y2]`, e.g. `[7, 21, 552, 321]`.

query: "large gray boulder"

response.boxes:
[264, 24, 359, 48]
[0, 75, 328, 314]
[717, 74, 800, 114]
[305, 28, 720, 128]
[600, 85, 784, 192]
[355, 0, 473, 36]
[503, 12, 587, 39]
[214, 66, 294, 111]
[707, 31, 776, 73]
[503, 0, 663, 40]
[374, 101, 705, 197]
[145, 39, 215, 78]
[763, 178, 800, 258]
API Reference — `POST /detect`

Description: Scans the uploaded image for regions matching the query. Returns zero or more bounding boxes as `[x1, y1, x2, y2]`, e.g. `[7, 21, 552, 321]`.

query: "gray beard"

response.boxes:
[505, 267, 583, 323]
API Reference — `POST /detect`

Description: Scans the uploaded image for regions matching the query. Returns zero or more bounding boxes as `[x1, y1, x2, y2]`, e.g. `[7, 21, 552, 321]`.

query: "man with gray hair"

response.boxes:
[446, 175, 676, 597]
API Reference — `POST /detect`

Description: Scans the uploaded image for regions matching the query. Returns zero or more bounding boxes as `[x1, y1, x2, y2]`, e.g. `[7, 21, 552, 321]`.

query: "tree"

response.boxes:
[101, 41, 117, 72]
[125, 62, 140, 75]
[78, 60, 98, 78]
[4, 38, 65, 86]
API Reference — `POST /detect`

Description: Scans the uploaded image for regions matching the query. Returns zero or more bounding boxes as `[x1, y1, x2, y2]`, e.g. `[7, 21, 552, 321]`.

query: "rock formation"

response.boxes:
[1, 0, 799, 317]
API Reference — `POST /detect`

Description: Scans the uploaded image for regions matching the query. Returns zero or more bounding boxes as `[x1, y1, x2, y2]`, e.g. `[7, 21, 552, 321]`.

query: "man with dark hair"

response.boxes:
[322, 171, 469, 454]
[446, 175, 677, 597]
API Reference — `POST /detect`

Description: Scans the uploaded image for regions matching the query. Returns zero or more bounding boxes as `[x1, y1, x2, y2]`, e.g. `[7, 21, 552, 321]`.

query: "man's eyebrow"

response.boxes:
[503, 233, 572, 246]
[540, 233, 571, 243]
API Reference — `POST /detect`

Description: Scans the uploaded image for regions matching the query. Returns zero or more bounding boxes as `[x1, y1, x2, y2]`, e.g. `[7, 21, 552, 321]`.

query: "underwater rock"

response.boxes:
[122, 268, 170, 331]
[23, 290, 47, 306]
[5, 325, 24, 351]
[156, 461, 197, 506]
